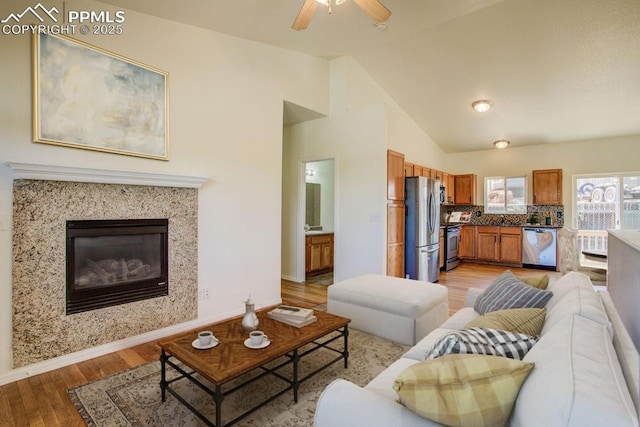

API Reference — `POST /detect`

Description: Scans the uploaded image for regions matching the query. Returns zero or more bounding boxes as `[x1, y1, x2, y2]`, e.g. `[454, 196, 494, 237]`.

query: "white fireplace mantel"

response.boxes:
[5, 162, 210, 188]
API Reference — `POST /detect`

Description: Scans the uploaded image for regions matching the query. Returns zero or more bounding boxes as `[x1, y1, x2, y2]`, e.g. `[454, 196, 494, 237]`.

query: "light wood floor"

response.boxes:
[0, 263, 558, 426]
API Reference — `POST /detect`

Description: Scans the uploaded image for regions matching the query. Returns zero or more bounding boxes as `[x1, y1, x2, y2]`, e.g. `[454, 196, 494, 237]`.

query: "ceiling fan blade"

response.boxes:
[352, 0, 391, 23]
[292, 0, 319, 31]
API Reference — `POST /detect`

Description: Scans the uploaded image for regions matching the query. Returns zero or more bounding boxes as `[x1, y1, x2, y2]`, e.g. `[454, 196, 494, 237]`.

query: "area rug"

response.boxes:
[68, 329, 408, 426]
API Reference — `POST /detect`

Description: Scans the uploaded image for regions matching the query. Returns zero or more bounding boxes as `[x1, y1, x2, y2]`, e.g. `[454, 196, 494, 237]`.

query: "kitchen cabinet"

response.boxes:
[473, 226, 523, 264]
[533, 169, 562, 205]
[499, 227, 523, 263]
[459, 226, 476, 259]
[387, 202, 405, 277]
[442, 173, 449, 200]
[306, 233, 334, 273]
[446, 174, 455, 204]
[477, 226, 500, 261]
[387, 150, 405, 201]
[454, 174, 477, 205]
[404, 162, 415, 177]
[439, 228, 445, 269]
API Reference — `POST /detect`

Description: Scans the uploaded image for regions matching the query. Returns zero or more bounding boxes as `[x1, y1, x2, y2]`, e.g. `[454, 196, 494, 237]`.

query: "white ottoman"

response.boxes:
[327, 274, 449, 346]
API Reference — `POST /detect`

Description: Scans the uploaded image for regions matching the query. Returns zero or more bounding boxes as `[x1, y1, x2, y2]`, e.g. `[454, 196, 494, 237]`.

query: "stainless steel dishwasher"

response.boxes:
[522, 227, 557, 270]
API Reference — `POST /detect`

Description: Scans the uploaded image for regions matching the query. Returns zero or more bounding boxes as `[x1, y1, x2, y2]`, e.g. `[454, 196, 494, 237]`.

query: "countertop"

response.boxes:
[609, 229, 640, 252]
[305, 230, 334, 236]
[442, 223, 563, 229]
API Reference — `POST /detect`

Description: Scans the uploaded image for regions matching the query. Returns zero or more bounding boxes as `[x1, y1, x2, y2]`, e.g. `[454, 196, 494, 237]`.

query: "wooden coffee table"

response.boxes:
[158, 309, 350, 426]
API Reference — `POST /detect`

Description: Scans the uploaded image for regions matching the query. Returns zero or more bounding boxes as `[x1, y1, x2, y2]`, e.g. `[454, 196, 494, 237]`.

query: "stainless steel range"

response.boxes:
[442, 225, 460, 271]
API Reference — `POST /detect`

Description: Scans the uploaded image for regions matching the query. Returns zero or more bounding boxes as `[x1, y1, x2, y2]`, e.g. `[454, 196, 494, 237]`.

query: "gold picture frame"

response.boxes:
[32, 33, 169, 160]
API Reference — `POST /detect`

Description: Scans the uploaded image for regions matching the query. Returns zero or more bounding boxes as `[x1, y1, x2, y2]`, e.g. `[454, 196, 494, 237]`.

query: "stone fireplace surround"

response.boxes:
[9, 163, 208, 368]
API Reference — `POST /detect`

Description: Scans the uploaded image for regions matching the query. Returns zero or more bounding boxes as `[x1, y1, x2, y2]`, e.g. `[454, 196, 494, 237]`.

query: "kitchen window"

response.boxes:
[485, 176, 527, 214]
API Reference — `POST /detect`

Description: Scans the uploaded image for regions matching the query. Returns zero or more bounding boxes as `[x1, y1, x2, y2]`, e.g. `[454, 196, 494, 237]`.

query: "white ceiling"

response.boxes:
[99, 0, 640, 153]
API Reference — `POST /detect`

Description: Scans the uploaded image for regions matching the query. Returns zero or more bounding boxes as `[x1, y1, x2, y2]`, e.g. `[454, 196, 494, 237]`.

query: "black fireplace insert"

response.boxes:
[66, 219, 169, 314]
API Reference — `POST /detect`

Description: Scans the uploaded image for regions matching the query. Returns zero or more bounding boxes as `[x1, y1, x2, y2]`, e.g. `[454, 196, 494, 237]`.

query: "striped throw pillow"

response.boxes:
[425, 327, 538, 361]
[394, 354, 534, 426]
[474, 270, 552, 314]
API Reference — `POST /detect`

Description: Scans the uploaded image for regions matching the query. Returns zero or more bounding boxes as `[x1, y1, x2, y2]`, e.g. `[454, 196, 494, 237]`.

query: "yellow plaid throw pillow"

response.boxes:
[521, 274, 550, 290]
[464, 308, 546, 337]
[394, 354, 534, 427]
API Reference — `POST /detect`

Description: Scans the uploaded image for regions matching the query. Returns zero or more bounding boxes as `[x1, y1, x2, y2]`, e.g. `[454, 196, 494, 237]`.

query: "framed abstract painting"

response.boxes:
[32, 33, 169, 160]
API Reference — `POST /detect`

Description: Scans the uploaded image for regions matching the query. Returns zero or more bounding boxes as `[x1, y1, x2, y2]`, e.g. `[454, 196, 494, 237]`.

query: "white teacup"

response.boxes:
[249, 330, 268, 346]
[198, 330, 214, 346]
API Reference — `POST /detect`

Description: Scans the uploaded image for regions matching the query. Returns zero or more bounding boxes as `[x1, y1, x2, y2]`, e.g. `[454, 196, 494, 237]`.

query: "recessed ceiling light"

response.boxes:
[493, 140, 510, 149]
[472, 100, 493, 113]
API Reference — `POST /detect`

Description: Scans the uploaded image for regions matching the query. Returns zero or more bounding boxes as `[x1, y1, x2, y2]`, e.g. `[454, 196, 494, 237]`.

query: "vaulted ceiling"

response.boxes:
[99, 0, 640, 153]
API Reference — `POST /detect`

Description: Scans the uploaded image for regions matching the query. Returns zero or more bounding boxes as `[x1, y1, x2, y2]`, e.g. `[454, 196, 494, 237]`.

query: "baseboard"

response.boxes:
[281, 274, 300, 282]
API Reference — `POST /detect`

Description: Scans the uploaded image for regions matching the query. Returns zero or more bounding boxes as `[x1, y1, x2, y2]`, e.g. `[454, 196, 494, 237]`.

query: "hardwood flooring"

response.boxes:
[0, 263, 558, 426]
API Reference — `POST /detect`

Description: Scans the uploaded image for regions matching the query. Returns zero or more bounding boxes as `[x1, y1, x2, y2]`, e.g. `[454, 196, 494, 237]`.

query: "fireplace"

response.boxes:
[66, 219, 169, 314]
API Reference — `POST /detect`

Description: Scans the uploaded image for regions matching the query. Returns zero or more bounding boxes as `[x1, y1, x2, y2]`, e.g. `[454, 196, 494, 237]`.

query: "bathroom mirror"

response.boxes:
[305, 183, 321, 226]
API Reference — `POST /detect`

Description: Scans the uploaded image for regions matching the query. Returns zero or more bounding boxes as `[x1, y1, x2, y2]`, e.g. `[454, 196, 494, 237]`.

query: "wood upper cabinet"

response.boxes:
[459, 226, 476, 259]
[454, 174, 477, 205]
[533, 169, 563, 205]
[404, 162, 415, 177]
[499, 227, 522, 263]
[476, 226, 500, 261]
[446, 174, 455, 204]
[387, 150, 405, 201]
[387, 202, 405, 277]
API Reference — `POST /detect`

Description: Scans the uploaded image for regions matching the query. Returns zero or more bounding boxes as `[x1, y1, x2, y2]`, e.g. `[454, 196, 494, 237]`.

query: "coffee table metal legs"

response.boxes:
[160, 349, 168, 402]
[292, 349, 300, 403]
[159, 325, 350, 426]
[343, 326, 349, 368]
[214, 385, 223, 427]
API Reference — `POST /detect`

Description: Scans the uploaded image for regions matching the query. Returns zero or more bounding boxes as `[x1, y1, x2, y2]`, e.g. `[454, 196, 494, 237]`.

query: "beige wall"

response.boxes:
[0, 0, 329, 377]
[281, 57, 446, 282]
[335, 57, 447, 169]
[445, 135, 640, 224]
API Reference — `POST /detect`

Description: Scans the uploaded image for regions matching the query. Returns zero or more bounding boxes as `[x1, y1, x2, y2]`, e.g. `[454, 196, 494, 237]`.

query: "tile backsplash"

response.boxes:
[442, 204, 564, 227]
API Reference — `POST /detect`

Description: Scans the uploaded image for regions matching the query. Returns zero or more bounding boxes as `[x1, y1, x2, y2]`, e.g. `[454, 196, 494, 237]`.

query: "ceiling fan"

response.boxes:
[292, 0, 391, 31]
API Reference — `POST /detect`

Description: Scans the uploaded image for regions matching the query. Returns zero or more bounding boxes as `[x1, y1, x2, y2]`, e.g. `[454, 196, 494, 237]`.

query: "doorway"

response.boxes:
[574, 173, 640, 253]
[303, 159, 335, 285]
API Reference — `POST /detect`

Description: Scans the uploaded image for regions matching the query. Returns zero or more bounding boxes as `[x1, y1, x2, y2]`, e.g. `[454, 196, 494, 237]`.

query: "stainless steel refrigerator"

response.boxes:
[405, 176, 441, 282]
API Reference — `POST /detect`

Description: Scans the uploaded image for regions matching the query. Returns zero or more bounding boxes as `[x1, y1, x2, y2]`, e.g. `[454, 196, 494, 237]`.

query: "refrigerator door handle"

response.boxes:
[428, 192, 436, 235]
[420, 246, 439, 254]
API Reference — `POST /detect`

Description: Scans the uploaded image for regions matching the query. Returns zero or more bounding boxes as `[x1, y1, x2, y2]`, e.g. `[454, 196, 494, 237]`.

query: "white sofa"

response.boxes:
[315, 272, 640, 427]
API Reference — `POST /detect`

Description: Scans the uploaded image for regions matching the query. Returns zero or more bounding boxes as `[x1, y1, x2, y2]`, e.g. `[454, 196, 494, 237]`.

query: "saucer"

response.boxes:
[192, 338, 219, 350]
[244, 338, 271, 349]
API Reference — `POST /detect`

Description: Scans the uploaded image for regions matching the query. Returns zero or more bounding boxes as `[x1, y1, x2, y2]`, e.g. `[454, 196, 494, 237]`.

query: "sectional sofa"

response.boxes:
[315, 272, 640, 426]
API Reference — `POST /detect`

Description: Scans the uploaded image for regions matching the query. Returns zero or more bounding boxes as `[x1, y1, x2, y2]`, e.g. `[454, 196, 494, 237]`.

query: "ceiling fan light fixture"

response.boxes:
[493, 140, 510, 149]
[472, 100, 492, 113]
[314, 0, 348, 5]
